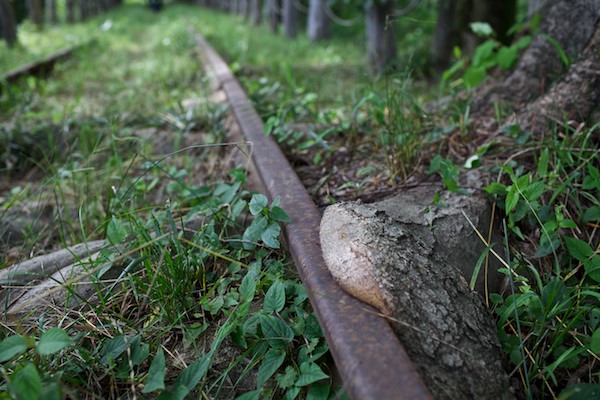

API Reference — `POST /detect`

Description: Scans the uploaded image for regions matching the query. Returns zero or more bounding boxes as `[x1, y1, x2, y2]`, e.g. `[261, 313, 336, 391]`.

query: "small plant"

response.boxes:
[483, 123, 600, 398]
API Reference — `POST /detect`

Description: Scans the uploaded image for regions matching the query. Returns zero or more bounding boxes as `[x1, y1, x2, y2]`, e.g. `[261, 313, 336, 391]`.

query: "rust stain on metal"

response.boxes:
[196, 35, 433, 400]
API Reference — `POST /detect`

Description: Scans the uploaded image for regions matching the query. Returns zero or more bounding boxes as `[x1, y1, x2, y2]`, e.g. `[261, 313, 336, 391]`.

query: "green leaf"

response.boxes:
[257, 348, 286, 387]
[261, 222, 281, 249]
[534, 234, 560, 258]
[36, 328, 73, 356]
[11, 363, 41, 400]
[130, 337, 150, 366]
[484, 182, 507, 195]
[505, 186, 519, 214]
[100, 335, 127, 365]
[463, 66, 486, 88]
[285, 387, 301, 400]
[537, 148, 549, 177]
[584, 256, 600, 283]
[243, 216, 268, 250]
[249, 194, 268, 216]
[472, 40, 497, 66]
[276, 366, 299, 389]
[240, 270, 258, 303]
[0, 334, 28, 362]
[142, 348, 166, 393]
[496, 46, 518, 69]
[470, 22, 494, 37]
[269, 206, 291, 223]
[236, 389, 261, 400]
[558, 384, 600, 400]
[564, 237, 593, 262]
[263, 280, 286, 313]
[107, 216, 128, 245]
[175, 354, 211, 391]
[582, 206, 600, 223]
[203, 296, 224, 315]
[589, 329, 600, 354]
[259, 314, 294, 349]
[307, 382, 331, 400]
[295, 362, 329, 387]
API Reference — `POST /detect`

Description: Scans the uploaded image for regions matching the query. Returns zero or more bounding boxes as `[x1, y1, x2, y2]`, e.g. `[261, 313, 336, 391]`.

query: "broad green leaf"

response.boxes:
[240, 270, 258, 303]
[589, 328, 600, 354]
[11, 363, 41, 400]
[534, 234, 560, 258]
[584, 257, 600, 283]
[463, 66, 485, 88]
[264, 280, 286, 313]
[142, 348, 166, 393]
[537, 148, 550, 176]
[564, 237, 593, 262]
[285, 387, 301, 400]
[130, 337, 150, 366]
[472, 40, 497, 66]
[484, 182, 507, 195]
[505, 186, 518, 214]
[0, 334, 28, 362]
[174, 354, 211, 391]
[496, 46, 518, 69]
[269, 206, 291, 223]
[107, 216, 128, 245]
[307, 382, 331, 400]
[243, 216, 268, 250]
[100, 335, 127, 365]
[259, 315, 294, 349]
[236, 389, 261, 400]
[257, 348, 286, 387]
[36, 328, 73, 356]
[558, 383, 600, 400]
[276, 366, 299, 389]
[261, 222, 281, 249]
[470, 22, 494, 37]
[249, 194, 268, 215]
[295, 362, 329, 387]
[203, 296, 224, 315]
[582, 206, 600, 223]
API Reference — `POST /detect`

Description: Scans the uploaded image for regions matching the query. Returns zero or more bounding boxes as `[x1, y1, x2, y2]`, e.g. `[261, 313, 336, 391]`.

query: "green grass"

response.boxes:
[1, 4, 341, 399]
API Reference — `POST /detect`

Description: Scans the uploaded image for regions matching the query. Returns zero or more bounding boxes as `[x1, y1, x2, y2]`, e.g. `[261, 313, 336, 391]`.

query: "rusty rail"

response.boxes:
[196, 35, 433, 399]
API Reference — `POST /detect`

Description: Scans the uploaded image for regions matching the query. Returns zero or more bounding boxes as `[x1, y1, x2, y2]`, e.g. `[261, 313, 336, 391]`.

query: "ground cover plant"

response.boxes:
[1, 4, 341, 399]
[184, 2, 599, 399]
[1, 1, 598, 399]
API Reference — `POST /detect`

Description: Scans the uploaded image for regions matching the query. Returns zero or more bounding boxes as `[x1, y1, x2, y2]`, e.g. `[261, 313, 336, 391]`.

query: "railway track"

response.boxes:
[0, 42, 91, 87]
[196, 35, 433, 400]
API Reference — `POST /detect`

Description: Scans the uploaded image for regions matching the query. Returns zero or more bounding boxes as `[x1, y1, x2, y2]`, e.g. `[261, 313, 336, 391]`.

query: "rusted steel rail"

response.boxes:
[1, 42, 90, 86]
[196, 35, 433, 400]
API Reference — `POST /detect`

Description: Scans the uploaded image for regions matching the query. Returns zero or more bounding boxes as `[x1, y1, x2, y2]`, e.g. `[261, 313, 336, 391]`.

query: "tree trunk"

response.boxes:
[321, 192, 512, 400]
[79, 0, 90, 21]
[0, 0, 18, 47]
[472, 0, 600, 120]
[508, 23, 600, 136]
[430, 0, 517, 75]
[365, 0, 397, 73]
[251, 0, 262, 25]
[430, 0, 461, 74]
[307, 0, 330, 41]
[267, 0, 279, 33]
[45, 0, 58, 24]
[66, 0, 76, 23]
[282, 0, 298, 38]
[26, 0, 44, 29]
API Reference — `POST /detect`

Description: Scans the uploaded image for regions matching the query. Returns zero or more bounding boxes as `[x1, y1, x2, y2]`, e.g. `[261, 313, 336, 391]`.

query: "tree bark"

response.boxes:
[66, 0, 76, 23]
[365, 0, 397, 73]
[320, 192, 512, 400]
[26, 0, 44, 29]
[45, 0, 58, 24]
[472, 0, 600, 120]
[250, 0, 262, 25]
[0, 0, 18, 47]
[307, 0, 330, 41]
[508, 22, 600, 136]
[282, 0, 298, 38]
[267, 0, 279, 33]
[430, 0, 517, 75]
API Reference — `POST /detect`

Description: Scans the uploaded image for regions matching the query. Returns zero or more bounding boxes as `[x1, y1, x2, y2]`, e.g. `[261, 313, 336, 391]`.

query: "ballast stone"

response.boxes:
[320, 188, 513, 400]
